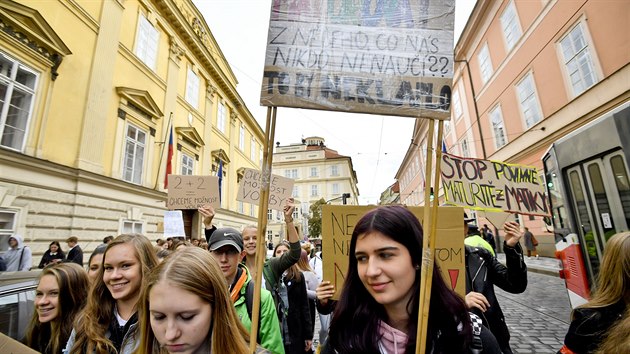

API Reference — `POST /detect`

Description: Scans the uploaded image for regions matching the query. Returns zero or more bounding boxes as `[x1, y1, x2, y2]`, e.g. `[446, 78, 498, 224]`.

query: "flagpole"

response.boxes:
[154, 113, 173, 189]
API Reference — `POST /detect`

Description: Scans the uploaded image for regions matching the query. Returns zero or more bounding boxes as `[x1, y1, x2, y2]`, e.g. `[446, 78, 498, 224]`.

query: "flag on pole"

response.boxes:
[441, 139, 448, 153]
[217, 160, 223, 203]
[164, 126, 173, 189]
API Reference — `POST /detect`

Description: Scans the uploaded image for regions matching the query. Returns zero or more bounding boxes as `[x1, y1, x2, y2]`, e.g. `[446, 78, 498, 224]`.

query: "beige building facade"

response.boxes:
[0, 0, 265, 259]
[268, 137, 359, 245]
[395, 0, 629, 255]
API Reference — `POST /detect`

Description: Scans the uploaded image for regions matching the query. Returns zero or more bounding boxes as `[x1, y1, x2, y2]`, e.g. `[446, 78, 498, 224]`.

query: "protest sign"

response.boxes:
[322, 205, 465, 300]
[440, 153, 550, 216]
[236, 168, 294, 211]
[166, 175, 220, 210]
[164, 210, 186, 238]
[260, 0, 455, 119]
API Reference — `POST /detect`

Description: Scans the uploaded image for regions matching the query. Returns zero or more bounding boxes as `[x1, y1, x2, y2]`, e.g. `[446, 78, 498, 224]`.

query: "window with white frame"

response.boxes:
[185, 68, 200, 108]
[452, 90, 462, 119]
[122, 219, 144, 234]
[560, 22, 597, 97]
[267, 209, 273, 220]
[311, 185, 318, 197]
[293, 185, 299, 197]
[238, 201, 244, 213]
[332, 183, 339, 194]
[444, 120, 451, 133]
[0, 52, 37, 152]
[250, 205, 255, 217]
[123, 123, 146, 184]
[293, 207, 299, 220]
[250, 138, 256, 161]
[0, 210, 17, 252]
[310, 167, 318, 177]
[500, 1, 522, 51]
[239, 124, 245, 150]
[330, 165, 339, 176]
[259, 148, 263, 166]
[460, 137, 470, 157]
[490, 106, 507, 148]
[285, 169, 298, 179]
[477, 43, 493, 84]
[181, 153, 194, 175]
[217, 102, 227, 133]
[517, 73, 543, 128]
[267, 230, 273, 241]
[134, 14, 159, 70]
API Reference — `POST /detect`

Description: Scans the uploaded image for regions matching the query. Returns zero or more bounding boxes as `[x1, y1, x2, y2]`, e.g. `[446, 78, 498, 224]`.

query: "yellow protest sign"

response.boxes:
[440, 153, 550, 216]
[321, 205, 465, 299]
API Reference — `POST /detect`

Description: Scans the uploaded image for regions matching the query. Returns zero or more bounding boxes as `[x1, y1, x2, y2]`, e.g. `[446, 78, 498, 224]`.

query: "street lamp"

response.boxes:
[327, 193, 351, 205]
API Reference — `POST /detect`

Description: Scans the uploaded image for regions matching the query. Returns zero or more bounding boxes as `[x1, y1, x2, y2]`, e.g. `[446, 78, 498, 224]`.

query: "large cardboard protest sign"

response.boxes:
[322, 205, 465, 300]
[261, 0, 455, 119]
[440, 153, 550, 216]
[236, 168, 294, 211]
[166, 175, 220, 210]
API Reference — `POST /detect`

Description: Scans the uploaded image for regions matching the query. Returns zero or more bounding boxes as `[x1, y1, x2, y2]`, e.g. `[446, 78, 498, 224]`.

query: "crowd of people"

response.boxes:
[1, 202, 628, 354]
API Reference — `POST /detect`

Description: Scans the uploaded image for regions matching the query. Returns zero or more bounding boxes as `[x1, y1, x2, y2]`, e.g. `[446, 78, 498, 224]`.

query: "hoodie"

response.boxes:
[4, 235, 32, 271]
[378, 320, 408, 354]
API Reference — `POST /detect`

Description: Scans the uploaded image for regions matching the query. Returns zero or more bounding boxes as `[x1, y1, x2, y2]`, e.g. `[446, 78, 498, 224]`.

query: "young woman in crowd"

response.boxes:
[136, 247, 269, 354]
[274, 242, 313, 353]
[25, 263, 89, 353]
[86, 244, 107, 283]
[64, 234, 158, 354]
[322, 205, 501, 354]
[38, 241, 65, 268]
[297, 249, 319, 348]
[559, 232, 630, 354]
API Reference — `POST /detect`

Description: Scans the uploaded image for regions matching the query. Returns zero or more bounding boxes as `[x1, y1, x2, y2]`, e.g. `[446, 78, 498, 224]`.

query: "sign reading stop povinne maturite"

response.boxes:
[236, 168, 294, 211]
[166, 175, 220, 210]
[261, 1, 455, 119]
[440, 153, 550, 216]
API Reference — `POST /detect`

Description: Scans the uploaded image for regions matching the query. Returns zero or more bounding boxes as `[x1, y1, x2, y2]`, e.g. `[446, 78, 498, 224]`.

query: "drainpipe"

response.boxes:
[455, 59, 487, 159]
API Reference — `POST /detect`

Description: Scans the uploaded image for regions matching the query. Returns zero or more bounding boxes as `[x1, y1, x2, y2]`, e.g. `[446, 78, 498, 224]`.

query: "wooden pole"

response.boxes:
[249, 106, 277, 353]
[416, 119, 435, 354]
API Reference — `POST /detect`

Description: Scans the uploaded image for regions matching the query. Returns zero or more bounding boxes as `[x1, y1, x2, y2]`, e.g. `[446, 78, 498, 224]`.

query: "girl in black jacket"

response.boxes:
[38, 241, 65, 269]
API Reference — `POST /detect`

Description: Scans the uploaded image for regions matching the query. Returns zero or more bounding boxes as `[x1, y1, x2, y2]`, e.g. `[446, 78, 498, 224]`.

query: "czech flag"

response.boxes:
[164, 126, 173, 189]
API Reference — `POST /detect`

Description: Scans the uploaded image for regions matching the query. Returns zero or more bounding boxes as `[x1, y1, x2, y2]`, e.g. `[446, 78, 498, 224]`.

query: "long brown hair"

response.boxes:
[25, 263, 89, 354]
[70, 234, 158, 354]
[136, 247, 251, 353]
[274, 241, 302, 281]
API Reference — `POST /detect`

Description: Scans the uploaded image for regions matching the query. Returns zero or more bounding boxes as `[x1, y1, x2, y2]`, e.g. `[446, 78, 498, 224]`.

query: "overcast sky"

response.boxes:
[192, 0, 476, 205]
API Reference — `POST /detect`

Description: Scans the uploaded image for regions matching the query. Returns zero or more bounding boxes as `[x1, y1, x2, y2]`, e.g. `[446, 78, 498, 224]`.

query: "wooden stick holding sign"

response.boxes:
[249, 106, 277, 353]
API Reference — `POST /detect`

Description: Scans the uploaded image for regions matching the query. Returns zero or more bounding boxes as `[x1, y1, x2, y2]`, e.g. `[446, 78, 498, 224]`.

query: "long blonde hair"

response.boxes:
[579, 232, 630, 311]
[25, 263, 89, 354]
[71, 234, 158, 354]
[136, 247, 251, 353]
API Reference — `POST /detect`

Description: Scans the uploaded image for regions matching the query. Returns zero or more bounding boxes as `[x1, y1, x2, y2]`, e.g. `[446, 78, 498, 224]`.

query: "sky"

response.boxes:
[192, 0, 476, 205]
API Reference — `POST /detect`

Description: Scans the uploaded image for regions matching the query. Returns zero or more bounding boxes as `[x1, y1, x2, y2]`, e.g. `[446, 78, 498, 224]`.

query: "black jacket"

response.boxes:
[66, 246, 83, 266]
[465, 242, 527, 354]
[38, 250, 65, 268]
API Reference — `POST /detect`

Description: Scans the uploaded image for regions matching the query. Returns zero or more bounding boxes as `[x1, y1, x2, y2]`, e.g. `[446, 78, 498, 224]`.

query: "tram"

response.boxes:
[542, 101, 630, 308]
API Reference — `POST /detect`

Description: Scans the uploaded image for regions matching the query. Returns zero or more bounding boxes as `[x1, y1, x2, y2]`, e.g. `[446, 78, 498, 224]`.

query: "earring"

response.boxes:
[414, 265, 420, 270]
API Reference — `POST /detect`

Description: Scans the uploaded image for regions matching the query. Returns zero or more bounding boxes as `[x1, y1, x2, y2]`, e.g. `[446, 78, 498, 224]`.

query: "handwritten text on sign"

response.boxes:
[236, 168, 294, 211]
[322, 205, 465, 300]
[167, 175, 220, 210]
[440, 153, 550, 216]
[261, 0, 455, 119]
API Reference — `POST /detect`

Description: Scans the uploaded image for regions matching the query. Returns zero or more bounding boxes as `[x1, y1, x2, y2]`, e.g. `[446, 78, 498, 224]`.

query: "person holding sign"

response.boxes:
[322, 205, 502, 354]
[465, 221, 527, 354]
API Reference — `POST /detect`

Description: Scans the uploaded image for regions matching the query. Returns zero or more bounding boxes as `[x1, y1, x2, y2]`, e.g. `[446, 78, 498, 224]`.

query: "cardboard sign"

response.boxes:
[166, 175, 220, 210]
[260, 0, 455, 119]
[440, 153, 550, 216]
[164, 211, 186, 238]
[236, 168, 294, 211]
[0, 333, 40, 354]
[322, 205, 465, 300]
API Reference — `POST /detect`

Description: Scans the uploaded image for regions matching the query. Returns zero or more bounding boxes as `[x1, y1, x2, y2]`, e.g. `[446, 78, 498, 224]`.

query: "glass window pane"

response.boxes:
[16, 67, 36, 89]
[610, 155, 630, 230]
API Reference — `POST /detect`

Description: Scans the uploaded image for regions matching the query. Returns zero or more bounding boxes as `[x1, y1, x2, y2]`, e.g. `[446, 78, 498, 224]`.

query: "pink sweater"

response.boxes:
[378, 320, 408, 354]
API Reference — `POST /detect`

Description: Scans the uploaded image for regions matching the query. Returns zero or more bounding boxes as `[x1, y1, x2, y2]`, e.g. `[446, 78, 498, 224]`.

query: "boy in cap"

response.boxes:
[208, 227, 285, 354]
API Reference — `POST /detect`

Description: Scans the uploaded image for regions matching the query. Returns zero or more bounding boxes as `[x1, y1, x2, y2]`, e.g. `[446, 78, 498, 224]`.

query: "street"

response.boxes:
[496, 271, 571, 353]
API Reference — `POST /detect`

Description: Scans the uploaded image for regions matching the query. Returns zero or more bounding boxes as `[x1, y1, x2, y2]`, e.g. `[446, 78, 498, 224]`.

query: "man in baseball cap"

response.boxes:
[208, 227, 284, 353]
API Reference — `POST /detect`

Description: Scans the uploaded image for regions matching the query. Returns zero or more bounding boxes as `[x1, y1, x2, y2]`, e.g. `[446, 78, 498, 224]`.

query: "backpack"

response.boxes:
[0, 255, 6, 271]
[244, 280, 263, 343]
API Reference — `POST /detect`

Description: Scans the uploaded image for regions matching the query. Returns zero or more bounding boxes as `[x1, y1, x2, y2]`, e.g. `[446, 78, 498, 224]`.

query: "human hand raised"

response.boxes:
[316, 280, 335, 305]
[283, 197, 295, 223]
[198, 205, 215, 229]
[503, 221, 522, 247]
